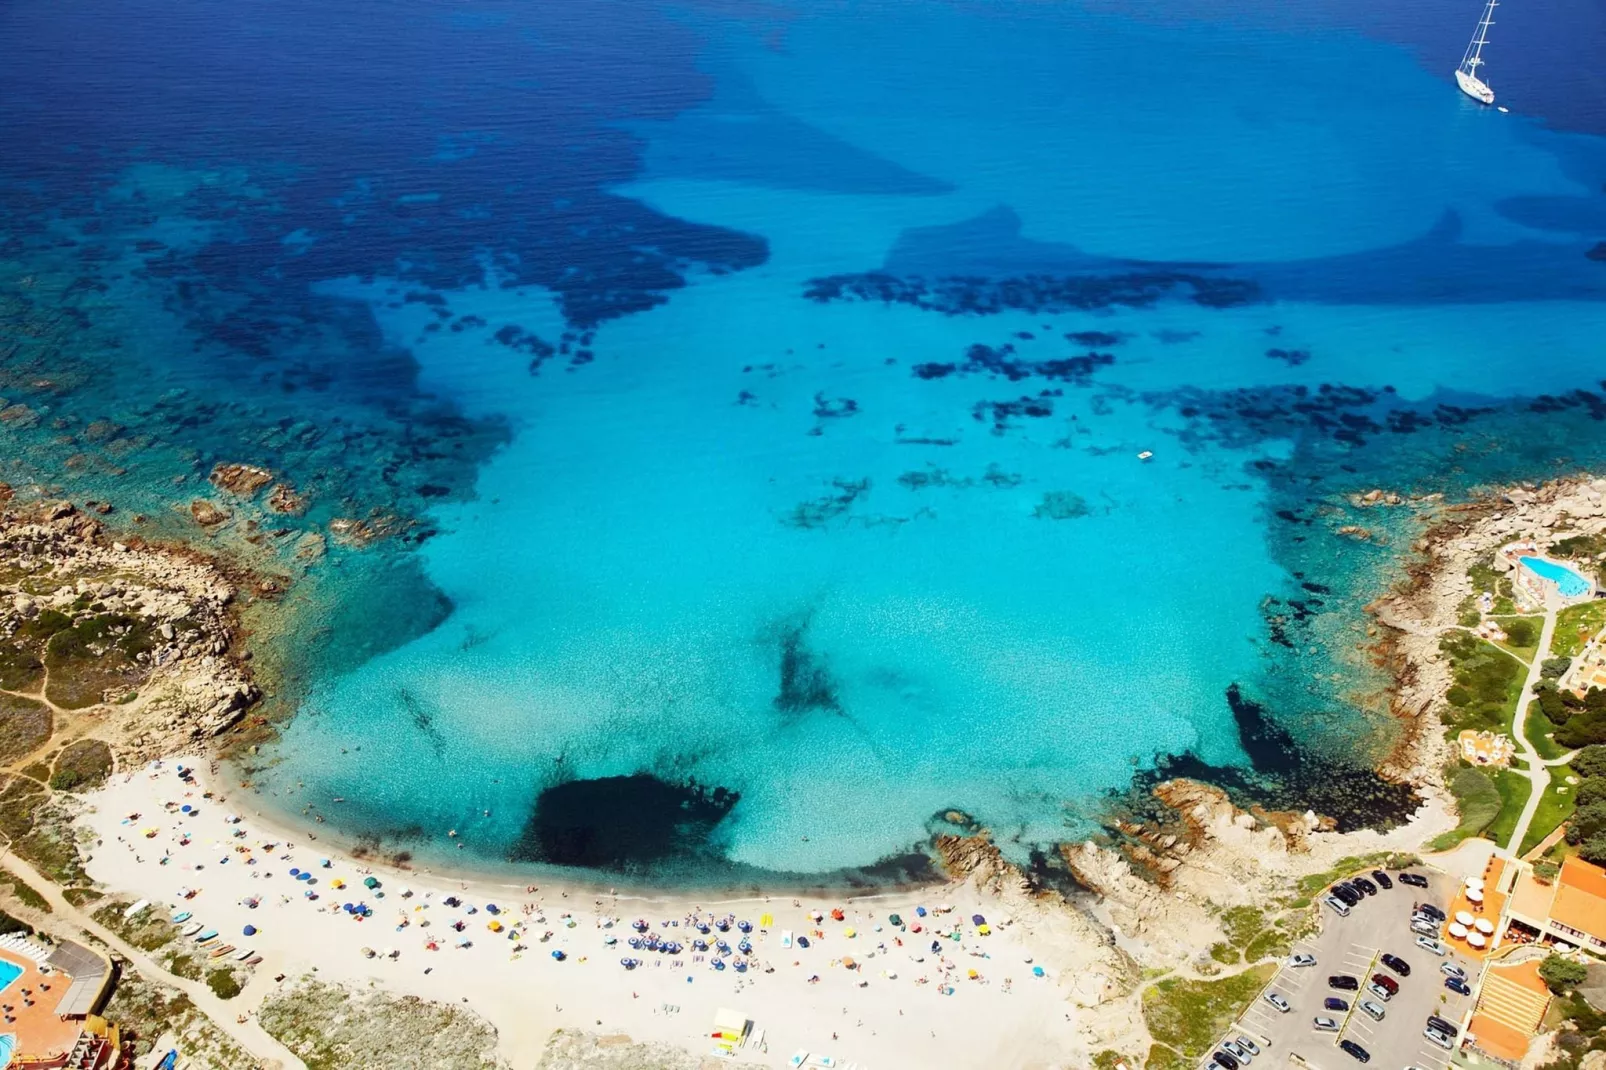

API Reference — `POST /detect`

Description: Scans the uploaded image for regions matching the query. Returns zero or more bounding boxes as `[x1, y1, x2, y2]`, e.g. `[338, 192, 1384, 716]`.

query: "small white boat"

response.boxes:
[181, 922, 203, 937]
[1454, 0, 1497, 105]
[1137, 450, 1153, 461]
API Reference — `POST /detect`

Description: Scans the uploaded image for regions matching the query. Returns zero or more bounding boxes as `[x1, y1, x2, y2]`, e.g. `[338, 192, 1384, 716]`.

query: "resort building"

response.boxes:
[1465, 957, 1552, 1065]
[1498, 856, 1606, 953]
[1458, 729, 1516, 768]
[0, 932, 117, 1069]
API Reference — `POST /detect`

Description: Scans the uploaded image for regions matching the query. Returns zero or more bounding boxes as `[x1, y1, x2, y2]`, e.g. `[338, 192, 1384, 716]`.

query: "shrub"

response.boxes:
[48, 769, 83, 791]
[1533, 861, 1560, 883]
[1539, 955, 1589, 993]
[1542, 657, 1573, 680]
[1578, 779, 1606, 809]
[1566, 801, 1606, 845]
[206, 970, 242, 1000]
[1580, 833, 1606, 866]
[1557, 707, 1606, 748]
[1574, 745, 1606, 780]
[1506, 619, 1538, 648]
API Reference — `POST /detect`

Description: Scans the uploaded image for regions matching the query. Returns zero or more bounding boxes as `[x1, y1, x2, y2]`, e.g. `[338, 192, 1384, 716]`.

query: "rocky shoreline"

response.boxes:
[0, 494, 262, 761]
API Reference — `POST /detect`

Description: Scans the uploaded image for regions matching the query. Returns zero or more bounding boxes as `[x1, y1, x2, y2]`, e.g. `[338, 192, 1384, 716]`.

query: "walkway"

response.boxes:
[1504, 604, 1557, 856]
[0, 847, 305, 1070]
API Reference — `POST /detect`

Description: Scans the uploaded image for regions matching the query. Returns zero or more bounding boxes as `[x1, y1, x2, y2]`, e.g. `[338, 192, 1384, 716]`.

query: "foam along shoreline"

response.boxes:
[79, 758, 1111, 1069]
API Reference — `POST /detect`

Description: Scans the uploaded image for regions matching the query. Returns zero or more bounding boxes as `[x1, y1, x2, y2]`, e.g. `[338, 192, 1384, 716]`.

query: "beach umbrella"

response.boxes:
[1467, 932, 1487, 948]
[242, 925, 257, 937]
[1032, 965, 1045, 978]
[967, 968, 979, 979]
[830, 908, 845, 921]
[978, 924, 991, 936]
[1475, 918, 1495, 935]
[486, 903, 499, 914]
[320, 858, 331, 868]
[363, 876, 380, 889]
[289, 868, 301, 877]
[1448, 922, 1469, 939]
[551, 950, 566, 961]
[842, 956, 856, 969]
[971, 914, 985, 926]
[1455, 911, 1475, 926]
[915, 906, 927, 917]
[331, 879, 345, 889]
[488, 920, 504, 932]
[759, 913, 773, 928]
[844, 927, 856, 938]
[1467, 888, 1484, 903]
[888, 914, 902, 927]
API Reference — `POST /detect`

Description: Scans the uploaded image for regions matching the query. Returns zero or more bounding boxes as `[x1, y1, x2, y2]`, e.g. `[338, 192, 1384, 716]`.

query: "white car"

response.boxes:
[1313, 1017, 1340, 1032]
[1359, 999, 1385, 1021]
[1441, 962, 1466, 979]
[1264, 992, 1291, 1013]
[1324, 895, 1350, 917]
[1424, 1029, 1454, 1051]
[1288, 953, 1316, 968]
[1235, 1036, 1261, 1056]
[1222, 1040, 1252, 1064]
[1415, 935, 1448, 956]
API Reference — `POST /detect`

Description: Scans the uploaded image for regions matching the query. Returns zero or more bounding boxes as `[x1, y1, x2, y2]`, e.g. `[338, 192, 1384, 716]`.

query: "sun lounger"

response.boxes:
[789, 1051, 809, 1068]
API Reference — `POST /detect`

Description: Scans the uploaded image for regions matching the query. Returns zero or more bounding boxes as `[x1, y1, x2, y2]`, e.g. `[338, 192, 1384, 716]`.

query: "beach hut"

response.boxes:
[712, 1007, 750, 1050]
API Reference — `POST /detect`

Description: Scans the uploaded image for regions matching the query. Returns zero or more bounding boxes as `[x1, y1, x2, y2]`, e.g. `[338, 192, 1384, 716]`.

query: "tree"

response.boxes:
[1539, 686, 1573, 726]
[1578, 778, 1606, 809]
[1539, 955, 1589, 993]
[1506, 619, 1538, 647]
[1580, 833, 1606, 866]
[1573, 744, 1606, 780]
[1566, 800, 1606, 844]
[1541, 657, 1573, 680]
[1557, 707, 1606, 748]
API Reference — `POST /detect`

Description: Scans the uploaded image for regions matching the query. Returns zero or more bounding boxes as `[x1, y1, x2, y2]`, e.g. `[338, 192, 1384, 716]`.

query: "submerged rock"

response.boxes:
[209, 463, 274, 497]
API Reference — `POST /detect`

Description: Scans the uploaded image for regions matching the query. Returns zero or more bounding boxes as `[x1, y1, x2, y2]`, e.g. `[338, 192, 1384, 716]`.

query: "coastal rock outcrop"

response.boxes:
[209, 463, 274, 497]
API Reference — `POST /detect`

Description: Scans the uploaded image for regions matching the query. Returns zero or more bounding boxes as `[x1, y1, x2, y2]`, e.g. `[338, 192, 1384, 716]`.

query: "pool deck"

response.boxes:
[0, 946, 85, 1064]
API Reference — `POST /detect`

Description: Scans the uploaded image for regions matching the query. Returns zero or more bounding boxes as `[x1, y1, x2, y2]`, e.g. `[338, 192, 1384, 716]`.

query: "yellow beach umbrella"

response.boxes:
[759, 913, 773, 928]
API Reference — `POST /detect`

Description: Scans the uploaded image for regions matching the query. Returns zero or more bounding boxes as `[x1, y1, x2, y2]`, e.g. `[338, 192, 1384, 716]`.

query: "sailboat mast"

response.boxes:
[1469, 0, 1496, 69]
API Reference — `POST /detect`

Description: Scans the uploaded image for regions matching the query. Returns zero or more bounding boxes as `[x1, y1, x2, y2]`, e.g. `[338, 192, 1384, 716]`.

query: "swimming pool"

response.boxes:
[0, 1032, 14, 1065]
[0, 956, 21, 992]
[1520, 557, 1595, 598]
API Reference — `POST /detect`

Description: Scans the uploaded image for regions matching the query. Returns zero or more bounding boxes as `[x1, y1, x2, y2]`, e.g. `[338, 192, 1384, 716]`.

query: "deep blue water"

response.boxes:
[4, 0, 1606, 883]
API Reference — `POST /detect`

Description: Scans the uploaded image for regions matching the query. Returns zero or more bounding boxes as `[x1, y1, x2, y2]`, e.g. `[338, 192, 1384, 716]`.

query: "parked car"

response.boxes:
[1333, 885, 1361, 906]
[1329, 975, 1359, 990]
[1289, 953, 1317, 968]
[1398, 872, 1429, 888]
[1324, 997, 1350, 1012]
[1446, 976, 1472, 996]
[1235, 1037, 1261, 1057]
[1324, 896, 1351, 918]
[1371, 870, 1393, 889]
[1370, 973, 1400, 995]
[1359, 999, 1386, 1022]
[1366, 981, 1393, 1003]
[1264, 992, 1291, 1013]
[1415, 936, 1448, 956]
[1314, 1017, 1340, 1033]
[1380, 953, 1411, 976]
[1418, 903, 1446, 922]
[1410, 921, 1439, 939]
[1441, 962, 1466, 980]
[1222, 1040, 1252, 1064]
[1424, 1028, 1454, 1051]
[1212, 1050, 1240, 1070]
[1352, 877, 1377, 896]
[1340, 1039, 1371, 1063]
[1427, 1015, 1460, 1037]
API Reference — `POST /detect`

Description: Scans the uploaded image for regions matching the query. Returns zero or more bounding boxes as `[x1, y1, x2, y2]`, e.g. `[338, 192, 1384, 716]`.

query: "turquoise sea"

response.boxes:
[4, 0, 1606, 884]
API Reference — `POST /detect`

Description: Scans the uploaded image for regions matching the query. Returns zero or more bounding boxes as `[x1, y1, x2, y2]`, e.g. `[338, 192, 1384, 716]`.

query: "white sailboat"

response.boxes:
[1455, 0, 1497, 105]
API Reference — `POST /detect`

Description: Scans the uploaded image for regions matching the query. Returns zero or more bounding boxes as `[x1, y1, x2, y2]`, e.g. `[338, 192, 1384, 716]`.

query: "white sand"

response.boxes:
[80, 759, 1092, 1069]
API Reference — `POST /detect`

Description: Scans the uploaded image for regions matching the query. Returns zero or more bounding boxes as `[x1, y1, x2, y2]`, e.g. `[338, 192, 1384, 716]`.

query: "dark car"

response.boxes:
[1420, 903, 1446, 921]
[1212, 1052, 1240, 1070]
[1371, 972, 1400, 995]
[1398, 872, 1429, 888]
[1372, 870, 1393, 889]
[1324, 997, 1350, 1012]
[1353, 877, 1377, 896]
[1340, 1039, 1371, 1063]
[1329, 974, 1360, 990]
[1380, 953, 1411, 976]
[1427, 1014, 1460, 1037]
[1446, 977, 1472, 996]
[1333, 885, 1361, 906]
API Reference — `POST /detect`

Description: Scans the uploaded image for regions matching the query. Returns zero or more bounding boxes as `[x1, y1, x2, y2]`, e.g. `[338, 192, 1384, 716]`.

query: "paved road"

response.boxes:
[0, 847, 305, 1070]
[1505, 605, 1558, 856]
[1225, 871, 1476, 1070]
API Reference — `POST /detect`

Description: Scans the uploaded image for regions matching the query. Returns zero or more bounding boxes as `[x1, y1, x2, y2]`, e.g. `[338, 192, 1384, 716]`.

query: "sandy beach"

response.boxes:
[79, 758, 1101, 1069]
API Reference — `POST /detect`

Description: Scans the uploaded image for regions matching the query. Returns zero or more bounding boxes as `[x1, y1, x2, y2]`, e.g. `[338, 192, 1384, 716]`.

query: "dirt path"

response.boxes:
[0, 846, 307, 1070]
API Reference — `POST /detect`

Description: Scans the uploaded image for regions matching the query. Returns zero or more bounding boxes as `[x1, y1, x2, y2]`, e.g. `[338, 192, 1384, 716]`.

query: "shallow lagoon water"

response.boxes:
[4, 0, 1606, 881]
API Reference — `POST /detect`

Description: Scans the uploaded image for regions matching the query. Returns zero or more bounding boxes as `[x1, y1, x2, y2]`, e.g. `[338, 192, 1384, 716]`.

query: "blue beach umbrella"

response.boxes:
[243, 925, 257, 936]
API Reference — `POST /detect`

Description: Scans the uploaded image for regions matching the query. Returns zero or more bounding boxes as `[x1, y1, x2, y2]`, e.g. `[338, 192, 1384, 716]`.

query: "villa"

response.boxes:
[0, 933, 117, 1069]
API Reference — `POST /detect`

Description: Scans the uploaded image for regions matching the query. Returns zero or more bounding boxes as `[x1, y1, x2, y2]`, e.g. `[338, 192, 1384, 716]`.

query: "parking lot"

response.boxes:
[1222, 870, 1479, 1069]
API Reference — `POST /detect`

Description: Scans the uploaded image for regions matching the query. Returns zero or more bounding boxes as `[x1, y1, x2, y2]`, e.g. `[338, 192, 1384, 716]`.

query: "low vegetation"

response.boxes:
[101, 953, 255, 1069]
[50, 738, 115, 791]
[1142, 964, 1277, 1067]
[0, 692, 52, 763]
[259, 977, 511, 1070]
[1468, 553, 1518, 615]
[1494, 615, 1542, 662]
[1440, 632, 1526, 735]
[1539, 955, 1589, 994]
[1564, 744, 1606, 864]
[1522, 765, 1579, 856]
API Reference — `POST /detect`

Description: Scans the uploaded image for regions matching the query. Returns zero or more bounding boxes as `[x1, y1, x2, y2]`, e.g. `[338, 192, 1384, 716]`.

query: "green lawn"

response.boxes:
[1484, 768, 1535, 847]
[1552, 600, 1606, 659]
[1519, 766, 1578, 857]
[1525, 699, 1573, 761]
[1491, 615, 1545, 663]
[1468, 554, 1519, 616]
[1429, 767, 1505, 850]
